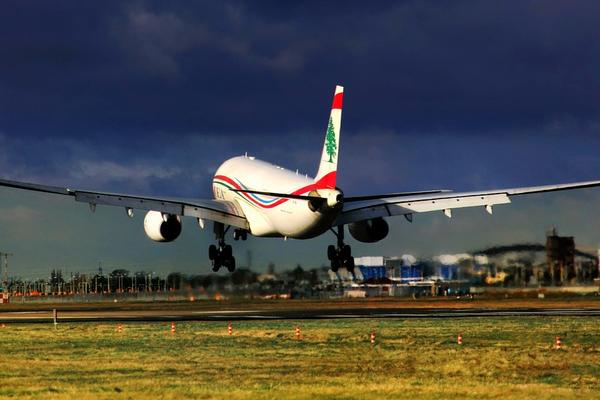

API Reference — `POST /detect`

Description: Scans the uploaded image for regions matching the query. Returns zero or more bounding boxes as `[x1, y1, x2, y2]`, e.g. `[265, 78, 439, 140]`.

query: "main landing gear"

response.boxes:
[209, 223, 247, 272]
[328, 225, 355, 276]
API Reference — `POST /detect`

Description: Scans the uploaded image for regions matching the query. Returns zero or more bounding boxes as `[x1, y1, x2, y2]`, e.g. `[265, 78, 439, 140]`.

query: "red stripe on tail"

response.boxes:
[331, 93, 343, 110]
[314, 171, 337, 189]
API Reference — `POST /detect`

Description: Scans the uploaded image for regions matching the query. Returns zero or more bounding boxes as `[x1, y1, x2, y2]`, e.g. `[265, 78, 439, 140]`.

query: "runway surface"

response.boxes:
[0, 307, 599, 323]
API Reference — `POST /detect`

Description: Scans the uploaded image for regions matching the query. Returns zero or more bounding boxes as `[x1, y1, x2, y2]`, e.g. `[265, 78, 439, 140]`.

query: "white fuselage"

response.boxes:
[212, 156, 341, 238]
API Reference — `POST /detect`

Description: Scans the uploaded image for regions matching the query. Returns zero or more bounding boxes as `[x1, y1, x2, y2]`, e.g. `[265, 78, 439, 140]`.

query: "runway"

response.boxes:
[0, 307, 599, 323]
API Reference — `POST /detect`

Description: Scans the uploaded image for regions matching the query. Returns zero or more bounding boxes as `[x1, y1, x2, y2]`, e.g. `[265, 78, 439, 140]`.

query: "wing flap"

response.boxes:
[337, 179, 600, 226]
[75, 191, 184, 215]
[0, 177, 249, 229]
[336, 193, 510, 225]
[402, 193, 511, 213]
[74, 191, 249, 229]
[344, 189, 451, 202]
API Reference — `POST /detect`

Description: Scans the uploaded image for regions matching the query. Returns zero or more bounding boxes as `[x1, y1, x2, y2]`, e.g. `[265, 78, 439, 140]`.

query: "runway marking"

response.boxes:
[317, 314, 364, 318]
[1, 308, 600, 323]
[191, 310, 265, 314]
[1, 311, 48, 314]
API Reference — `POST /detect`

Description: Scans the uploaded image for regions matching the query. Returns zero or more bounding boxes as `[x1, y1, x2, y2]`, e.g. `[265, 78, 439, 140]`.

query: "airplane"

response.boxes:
[1, 85, 600, 273]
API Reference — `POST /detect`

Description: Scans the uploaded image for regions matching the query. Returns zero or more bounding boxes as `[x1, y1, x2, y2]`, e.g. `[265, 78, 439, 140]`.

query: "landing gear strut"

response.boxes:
[328, 226, 355, 276]
[208, 222, 236, 272]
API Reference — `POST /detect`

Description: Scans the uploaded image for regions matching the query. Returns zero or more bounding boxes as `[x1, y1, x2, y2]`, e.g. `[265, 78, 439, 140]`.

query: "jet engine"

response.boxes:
[348, 217, 389, 243]
[327, 190, 344, 208]
[143, 211, 182, 242]
[308, 189, 344, 212]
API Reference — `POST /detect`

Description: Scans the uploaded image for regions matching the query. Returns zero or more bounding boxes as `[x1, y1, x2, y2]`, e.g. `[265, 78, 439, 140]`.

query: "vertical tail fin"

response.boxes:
[315, 85, 343, 189]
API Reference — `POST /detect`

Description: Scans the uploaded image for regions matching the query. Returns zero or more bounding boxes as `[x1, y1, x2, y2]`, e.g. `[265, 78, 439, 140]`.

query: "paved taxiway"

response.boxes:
[0, 307, 599, 323]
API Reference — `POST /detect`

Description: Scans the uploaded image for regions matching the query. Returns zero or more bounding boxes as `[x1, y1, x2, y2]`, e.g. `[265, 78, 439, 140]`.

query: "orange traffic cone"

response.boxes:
[457, 333, 463, 345]
[295, 326, 301, 340]
[170, 321, 176, 334]
[370, 331, 376, 345]
[116, 323, 123, 333]
[555, 336, 562, 350]
[228, 322, 232, 336]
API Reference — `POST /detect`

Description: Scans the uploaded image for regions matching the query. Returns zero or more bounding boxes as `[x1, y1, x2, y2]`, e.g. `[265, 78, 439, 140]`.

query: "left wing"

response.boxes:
[335, 180, 600, 226]
[0, 178, 249, 229]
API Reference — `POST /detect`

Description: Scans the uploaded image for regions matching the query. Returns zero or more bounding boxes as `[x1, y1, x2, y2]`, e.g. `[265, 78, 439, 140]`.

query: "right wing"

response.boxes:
[336, 179, 600, 226]
[0, 178, 249, 229]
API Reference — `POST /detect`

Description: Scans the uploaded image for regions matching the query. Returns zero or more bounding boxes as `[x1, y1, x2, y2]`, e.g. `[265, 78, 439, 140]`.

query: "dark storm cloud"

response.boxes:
[2, 0, 600, 140]
[4, 1, 600, 277]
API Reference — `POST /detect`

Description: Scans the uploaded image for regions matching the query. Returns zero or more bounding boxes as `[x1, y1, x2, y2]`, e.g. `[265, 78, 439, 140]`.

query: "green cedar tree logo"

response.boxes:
[325, 117, 337, 163]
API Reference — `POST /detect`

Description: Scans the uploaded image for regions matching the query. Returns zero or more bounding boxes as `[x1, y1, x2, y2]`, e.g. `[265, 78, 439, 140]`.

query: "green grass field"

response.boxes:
[0, 317, 598, 399]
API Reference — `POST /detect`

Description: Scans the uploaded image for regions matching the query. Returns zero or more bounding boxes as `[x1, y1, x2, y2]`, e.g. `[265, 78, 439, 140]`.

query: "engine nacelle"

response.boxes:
[348, 217, 389, 243]
[143, 211, 182, 242]
[308, 189, 344, 212]
[327, 190, 344, 208]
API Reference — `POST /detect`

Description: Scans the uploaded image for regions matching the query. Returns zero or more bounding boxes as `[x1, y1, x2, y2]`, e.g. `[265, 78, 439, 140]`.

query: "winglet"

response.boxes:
[315, 85, 343, 189]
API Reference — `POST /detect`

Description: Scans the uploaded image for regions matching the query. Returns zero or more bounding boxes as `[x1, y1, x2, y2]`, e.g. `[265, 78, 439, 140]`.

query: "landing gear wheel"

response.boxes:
[330, 258, 340, 273]
[225, 257, 236, 272]
[212, 258, 221, 272]
[209, 223, 238, 273]
[223, 245, 233, 258]
[344, 257, 356, 279]
[211, 248, 233, 273]
[327, 245, 336, 261]
[344, 256, 355, 272]
[208, 245, 217, 260]
[342, 245, 352, 259]
[328, 226, 355, 274]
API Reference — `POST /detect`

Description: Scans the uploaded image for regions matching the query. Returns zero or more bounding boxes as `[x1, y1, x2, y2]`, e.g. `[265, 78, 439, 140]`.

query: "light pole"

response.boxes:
[0, 252, 14, 294]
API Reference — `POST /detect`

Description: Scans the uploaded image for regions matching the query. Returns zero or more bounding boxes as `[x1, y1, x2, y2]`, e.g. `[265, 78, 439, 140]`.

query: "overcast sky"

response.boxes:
[2, 1, 600, 277]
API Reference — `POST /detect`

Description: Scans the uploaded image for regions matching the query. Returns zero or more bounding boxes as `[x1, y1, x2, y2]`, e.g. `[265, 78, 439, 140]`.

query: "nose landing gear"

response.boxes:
[327, 226, 355, 276]
[209, 222, 237, 272]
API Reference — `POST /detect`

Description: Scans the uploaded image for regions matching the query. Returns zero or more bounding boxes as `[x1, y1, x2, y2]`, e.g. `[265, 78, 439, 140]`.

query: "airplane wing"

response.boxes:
[335, 180, 600, 226]
[0, 178, 249, 229]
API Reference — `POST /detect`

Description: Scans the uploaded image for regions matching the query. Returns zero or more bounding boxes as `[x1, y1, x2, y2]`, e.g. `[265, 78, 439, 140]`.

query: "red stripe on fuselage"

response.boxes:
[213, 171, 337, 209]
[331, 93, 343, 110]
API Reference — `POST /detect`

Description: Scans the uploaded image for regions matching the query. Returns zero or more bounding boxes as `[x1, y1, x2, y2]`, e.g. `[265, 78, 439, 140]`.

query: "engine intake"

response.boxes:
[348, 217, 389, 243]
[144, 211, 182, 242]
